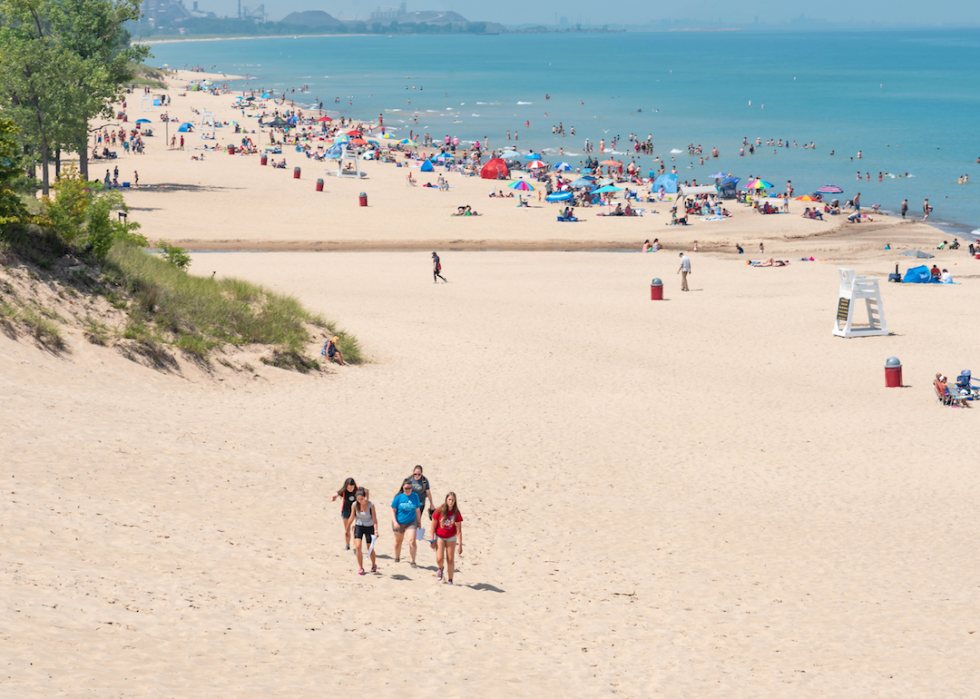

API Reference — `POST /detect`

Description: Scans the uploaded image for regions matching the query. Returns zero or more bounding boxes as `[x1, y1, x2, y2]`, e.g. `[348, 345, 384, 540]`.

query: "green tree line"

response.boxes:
[0, 0, 149, 195]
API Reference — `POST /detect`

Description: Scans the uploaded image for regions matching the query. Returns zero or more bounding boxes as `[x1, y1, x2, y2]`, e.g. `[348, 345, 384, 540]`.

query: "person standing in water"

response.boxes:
[347, 488, 378, 575]
[331, 477, 359, 550]
[432, 252, 448, 284]
[923, 198, 932, 221]
[901, 199, 908, 218]
[429, 492, 463, 585]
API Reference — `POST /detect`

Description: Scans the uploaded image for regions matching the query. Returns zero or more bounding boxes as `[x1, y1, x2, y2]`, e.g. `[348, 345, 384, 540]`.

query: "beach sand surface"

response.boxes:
[4, 237, 980, 697]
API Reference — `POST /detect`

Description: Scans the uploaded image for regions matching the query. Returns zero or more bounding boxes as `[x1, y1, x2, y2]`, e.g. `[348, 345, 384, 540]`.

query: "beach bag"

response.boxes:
[321, 341, 329, 356]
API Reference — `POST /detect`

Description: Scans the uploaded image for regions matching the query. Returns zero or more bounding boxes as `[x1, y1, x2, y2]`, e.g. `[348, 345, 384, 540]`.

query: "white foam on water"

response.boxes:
[670, 149, 683, 153]
[517, 101, 533, 105]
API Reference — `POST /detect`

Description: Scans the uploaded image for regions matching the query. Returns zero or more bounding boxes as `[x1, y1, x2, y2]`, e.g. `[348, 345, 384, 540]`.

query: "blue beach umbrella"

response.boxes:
[546, 191, 574, 202]
[554, 162, 572, 171]
[571, 177, 595, 188]
[500, 151, 523, 161]
[524, 152, 542, 159]
[135, 118, 151, 124]
[594, 184, 625, 193]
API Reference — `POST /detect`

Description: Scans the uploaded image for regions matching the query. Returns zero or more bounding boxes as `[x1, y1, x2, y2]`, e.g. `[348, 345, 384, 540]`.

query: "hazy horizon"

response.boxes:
[187, 0, 980, 27]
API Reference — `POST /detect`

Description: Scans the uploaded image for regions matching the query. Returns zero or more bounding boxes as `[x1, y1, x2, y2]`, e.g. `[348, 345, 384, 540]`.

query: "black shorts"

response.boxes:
[354, 524, 375, 541]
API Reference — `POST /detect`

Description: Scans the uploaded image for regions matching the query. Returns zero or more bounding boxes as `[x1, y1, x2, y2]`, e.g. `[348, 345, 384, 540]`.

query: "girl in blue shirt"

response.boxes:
[391, 479, 421, 566]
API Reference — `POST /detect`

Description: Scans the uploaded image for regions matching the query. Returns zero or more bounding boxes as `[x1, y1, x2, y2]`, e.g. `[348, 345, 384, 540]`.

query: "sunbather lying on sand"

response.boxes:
[752, 258, 790, 267]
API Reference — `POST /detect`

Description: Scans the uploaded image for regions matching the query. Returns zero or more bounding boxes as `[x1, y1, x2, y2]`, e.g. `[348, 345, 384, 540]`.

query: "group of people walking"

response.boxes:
[331, 465, 463, 585]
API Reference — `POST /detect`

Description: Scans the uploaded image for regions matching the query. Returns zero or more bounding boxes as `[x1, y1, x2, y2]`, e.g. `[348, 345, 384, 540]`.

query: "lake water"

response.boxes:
[148, 30, 980, 234]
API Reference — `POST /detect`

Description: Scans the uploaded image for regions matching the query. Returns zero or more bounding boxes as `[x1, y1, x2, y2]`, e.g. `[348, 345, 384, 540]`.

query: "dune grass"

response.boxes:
[106, 244, 361, 368]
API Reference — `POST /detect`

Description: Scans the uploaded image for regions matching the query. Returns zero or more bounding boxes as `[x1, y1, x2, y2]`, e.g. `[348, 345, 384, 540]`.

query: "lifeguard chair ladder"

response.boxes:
[139, 93, 154, 112]
[832, 268, 889, 338]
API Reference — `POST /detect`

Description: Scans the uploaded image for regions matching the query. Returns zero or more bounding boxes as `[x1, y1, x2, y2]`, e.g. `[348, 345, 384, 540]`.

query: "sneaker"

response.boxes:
[410, 561, 417, 569]
[447, 580, 453, 586]
[371, 565, 377, 573]
[395, 557, 400, 563]
[436, 569, 443, 580]
[358, 568, 365, 576]
[345, 544, 350, 551]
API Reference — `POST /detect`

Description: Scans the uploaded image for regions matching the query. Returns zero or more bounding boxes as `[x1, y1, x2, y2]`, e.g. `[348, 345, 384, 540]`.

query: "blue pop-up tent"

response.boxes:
[650, 173, 678, 194]
[420, 159, 434, 172]
[177, 122, 194, 132]
[902, 265, 937, 284]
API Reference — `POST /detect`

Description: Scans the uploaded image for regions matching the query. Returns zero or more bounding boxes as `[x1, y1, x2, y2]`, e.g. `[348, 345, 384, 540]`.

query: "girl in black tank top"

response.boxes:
[331, 477, 358, 550]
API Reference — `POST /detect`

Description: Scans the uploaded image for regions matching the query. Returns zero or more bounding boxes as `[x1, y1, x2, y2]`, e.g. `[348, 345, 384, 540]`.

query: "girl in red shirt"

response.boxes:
[429, 492, 463, 585]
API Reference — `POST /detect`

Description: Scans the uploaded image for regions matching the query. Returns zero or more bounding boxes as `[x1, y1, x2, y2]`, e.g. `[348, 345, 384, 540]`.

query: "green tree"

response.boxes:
[0, 0, 148, 190]
[0, 117, 27, 229]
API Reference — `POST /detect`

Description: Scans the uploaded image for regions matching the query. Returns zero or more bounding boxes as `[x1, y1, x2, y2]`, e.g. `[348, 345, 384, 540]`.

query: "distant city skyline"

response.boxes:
[182, 0, 980, 26]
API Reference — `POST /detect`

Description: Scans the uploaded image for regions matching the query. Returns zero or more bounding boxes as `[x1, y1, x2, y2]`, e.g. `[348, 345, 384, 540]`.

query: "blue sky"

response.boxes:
[202, 0, 980, 26]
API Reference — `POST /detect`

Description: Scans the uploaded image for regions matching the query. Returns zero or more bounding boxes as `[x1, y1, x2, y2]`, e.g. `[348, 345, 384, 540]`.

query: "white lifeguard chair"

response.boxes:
[326, 147, 367, 179]
[139, 93, 154, 112]
[832, 268, 889, 338]
[199, 109, 216, 137]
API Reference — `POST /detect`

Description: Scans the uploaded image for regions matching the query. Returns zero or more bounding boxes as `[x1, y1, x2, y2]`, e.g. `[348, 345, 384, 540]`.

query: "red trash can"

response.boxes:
[260, 154, 267, 166]
[359, 192, 368, 207]
[294, 167, 301, 179]
[228, 145, 236, 155]
[121, 114, 127, 123]
[885, 357, 902, 388]
[316, 178, 324, 192]
[650, 278, 663, 300]
[975, 253, 980, 260]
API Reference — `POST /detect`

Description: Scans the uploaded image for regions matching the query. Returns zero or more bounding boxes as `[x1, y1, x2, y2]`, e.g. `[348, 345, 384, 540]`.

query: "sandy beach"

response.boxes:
[3, 71, 980, 697]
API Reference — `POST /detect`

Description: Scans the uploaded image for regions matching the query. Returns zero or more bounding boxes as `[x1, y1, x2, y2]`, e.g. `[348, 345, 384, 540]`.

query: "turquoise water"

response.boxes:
[149, 30, 980, 233]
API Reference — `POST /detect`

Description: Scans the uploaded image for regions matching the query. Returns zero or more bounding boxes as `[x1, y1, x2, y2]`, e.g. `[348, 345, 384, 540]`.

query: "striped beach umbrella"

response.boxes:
[509, 180, 535, 191]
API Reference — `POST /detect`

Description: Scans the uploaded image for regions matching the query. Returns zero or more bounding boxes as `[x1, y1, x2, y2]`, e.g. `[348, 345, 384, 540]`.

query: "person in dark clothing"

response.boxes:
[432, 252, 448, 283]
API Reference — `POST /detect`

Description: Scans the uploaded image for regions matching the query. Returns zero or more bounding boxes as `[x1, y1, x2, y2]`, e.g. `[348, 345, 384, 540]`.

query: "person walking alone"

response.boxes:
[432, 252, 447, 284]
[923, 198, 932, 221]
[678, 252, 691, 291]
[901, 199, 908, 218]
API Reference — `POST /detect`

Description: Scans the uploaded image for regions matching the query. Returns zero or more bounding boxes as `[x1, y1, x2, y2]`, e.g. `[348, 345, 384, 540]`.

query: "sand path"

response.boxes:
[4, 243, 979, 696]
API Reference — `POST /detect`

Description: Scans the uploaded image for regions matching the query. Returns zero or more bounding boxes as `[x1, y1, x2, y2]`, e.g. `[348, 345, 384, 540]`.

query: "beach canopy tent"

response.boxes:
[678, 185, 719, 197]
[650, 173, 678, 194]
[434, 153, 454, 162]
[902, 265, 938, 283]
[263, 117, 289, 129]
[480, 158, 510, 180]
[420, 159, 435, 172]
[177, 122, 194, 132]
[718, 176, 740, 198]
[546, 191, 574, 202]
